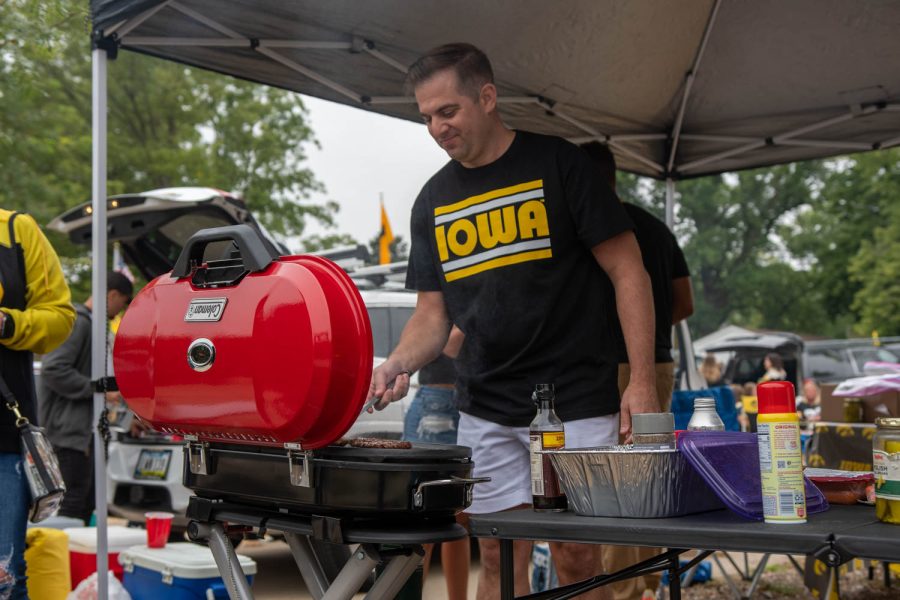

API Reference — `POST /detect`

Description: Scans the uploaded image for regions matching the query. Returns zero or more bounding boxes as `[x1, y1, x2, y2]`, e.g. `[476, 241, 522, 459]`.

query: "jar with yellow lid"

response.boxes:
[873, 417, 900, 524]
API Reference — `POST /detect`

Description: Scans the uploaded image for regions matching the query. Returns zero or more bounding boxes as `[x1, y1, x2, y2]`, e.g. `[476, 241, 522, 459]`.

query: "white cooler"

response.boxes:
[119, 542, 257, 600]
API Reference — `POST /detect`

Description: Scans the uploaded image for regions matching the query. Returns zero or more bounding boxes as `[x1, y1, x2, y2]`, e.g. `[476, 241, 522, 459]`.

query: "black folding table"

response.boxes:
[469, 505, 897, 600]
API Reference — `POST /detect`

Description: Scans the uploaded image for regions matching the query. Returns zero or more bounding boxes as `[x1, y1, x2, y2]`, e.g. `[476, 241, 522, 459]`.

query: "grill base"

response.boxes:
[183, 442, 476, 518]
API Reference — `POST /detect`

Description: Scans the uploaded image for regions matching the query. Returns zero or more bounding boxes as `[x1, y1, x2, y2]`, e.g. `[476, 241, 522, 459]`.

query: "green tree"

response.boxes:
[599, 167, 833, 337]
[786, 149, 900, 335]
[300, 233, 361, 253]
[366, 233, 409, 265]
[848, 199, 900, 336]
[1, 1, 343, 262]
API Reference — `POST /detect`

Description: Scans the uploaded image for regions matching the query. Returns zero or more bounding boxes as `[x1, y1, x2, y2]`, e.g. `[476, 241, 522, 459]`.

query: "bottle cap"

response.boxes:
[632, 413, 675, 434]
[533, 383, 555, 404]
[757, 380, 796, 414]
[693, 397, 716, 409]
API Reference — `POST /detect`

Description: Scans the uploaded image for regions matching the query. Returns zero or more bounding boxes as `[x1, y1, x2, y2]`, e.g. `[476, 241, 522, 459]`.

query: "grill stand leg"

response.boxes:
[191, 522, 254, 600]
[319, 544, 380, 600]
[284, 533, 331, 600]
[364, 545, 425, 600]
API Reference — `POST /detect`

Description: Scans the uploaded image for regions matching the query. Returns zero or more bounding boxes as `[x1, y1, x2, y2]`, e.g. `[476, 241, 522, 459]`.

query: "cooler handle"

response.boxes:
[172, 224, 279, 278]
[206, 582, 229, 599]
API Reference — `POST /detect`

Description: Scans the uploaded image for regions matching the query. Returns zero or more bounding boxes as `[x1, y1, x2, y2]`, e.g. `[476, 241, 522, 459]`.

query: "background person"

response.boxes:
[759, 352, 787, 383]
[581, 142, 694, 600]
[402, 326, 470, 600]
[369, 43, 658, 600]
[39, 271, 132, 524]
[0, 209, 74, 599]
[797, 378, 822, 426]
[742, 381, 759, 432]
[699, 354, 723, 387]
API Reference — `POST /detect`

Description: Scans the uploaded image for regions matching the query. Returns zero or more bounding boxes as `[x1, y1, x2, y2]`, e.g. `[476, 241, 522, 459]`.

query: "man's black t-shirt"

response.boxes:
[604, 203, 689, 364]
[406, 131, 633, 427]
[418, 354, 456, 386]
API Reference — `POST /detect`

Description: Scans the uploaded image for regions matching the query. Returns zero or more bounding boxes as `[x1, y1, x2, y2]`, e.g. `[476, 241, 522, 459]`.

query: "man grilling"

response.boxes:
[368, 43, 658, 599]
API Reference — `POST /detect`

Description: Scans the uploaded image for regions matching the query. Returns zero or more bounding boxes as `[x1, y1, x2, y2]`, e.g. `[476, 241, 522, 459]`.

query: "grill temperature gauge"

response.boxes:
[187, 338, 216, 372]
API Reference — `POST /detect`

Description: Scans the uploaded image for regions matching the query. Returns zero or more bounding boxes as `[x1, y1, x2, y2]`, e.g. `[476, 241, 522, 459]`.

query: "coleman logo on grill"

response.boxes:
[185, 298, 228, 322]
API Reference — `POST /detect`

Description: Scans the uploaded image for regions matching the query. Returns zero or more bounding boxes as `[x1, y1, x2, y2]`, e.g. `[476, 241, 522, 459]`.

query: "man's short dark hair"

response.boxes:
[107, 271, 133, 299]
[406, 43, 494, 99]
[580, 142, 617, 190]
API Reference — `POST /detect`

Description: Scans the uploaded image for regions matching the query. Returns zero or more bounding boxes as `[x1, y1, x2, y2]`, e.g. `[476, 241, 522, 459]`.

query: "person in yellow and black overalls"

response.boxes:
[0, 209, 75, 599]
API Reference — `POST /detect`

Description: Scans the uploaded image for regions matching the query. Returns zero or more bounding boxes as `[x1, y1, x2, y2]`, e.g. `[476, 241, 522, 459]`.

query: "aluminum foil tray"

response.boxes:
[546, 446, 725, 518]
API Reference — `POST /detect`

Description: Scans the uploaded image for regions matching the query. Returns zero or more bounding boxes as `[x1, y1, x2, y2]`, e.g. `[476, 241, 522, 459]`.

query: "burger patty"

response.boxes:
[348, 437, 412, 450]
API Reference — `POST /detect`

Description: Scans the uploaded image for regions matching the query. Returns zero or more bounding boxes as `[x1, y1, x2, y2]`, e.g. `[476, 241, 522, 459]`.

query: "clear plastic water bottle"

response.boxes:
[530, 542, 559, 592]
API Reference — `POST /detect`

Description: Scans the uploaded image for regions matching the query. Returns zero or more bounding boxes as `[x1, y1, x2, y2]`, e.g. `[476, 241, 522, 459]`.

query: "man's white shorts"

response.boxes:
[457, 411, 619, 514]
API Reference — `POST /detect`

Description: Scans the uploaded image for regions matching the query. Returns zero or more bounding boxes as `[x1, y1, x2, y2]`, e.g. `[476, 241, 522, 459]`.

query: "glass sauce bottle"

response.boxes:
[530, 383, 567, 512]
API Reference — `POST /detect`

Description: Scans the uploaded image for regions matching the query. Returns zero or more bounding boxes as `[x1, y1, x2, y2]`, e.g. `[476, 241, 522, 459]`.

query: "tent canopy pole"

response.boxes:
[91, 45, 110, 600]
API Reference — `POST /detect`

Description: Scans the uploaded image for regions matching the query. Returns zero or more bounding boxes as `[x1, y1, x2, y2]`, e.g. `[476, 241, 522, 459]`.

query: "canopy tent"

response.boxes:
[91, 0, 900, 180]
[83, 1, 899, 597]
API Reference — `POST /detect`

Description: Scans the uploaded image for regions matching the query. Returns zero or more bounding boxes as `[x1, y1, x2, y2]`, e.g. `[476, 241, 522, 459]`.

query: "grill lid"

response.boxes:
[113, 225, 373, 449]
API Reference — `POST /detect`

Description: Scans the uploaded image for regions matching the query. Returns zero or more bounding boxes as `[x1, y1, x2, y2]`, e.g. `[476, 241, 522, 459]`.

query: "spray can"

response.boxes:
[756, 381, 807, 523]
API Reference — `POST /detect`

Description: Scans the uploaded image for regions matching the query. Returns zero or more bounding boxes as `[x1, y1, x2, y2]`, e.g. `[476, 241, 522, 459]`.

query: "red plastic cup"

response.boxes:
[145, 511, 174, 548]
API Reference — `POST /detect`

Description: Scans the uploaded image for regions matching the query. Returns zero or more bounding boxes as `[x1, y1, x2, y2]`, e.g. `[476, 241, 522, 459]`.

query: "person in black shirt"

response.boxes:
[368, 43, 657, 600]
[581, 142, 694, 412]
[582, 143, 694, 600]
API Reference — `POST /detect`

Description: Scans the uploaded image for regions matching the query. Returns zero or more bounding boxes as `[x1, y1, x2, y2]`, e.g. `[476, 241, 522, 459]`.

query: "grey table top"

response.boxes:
[470, 505, 893, 558]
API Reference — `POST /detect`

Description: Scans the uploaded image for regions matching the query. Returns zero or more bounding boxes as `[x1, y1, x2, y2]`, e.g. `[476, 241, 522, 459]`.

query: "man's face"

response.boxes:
[415, 69, 494, 166]
[107, 289, 130, 319]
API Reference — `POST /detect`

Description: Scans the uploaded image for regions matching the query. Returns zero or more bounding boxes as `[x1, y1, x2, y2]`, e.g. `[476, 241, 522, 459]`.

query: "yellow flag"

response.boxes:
[379, 201, 394, 265]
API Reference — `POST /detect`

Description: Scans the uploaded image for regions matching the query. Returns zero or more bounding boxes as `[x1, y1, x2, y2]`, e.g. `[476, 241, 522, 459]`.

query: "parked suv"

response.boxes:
[703, 331, 804, 390]
[804, 339, 900, 384]
[701, 330, 899, 389]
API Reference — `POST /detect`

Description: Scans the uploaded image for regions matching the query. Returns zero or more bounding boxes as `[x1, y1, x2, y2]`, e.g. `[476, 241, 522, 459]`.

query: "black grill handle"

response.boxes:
[171, 224, 279, 278]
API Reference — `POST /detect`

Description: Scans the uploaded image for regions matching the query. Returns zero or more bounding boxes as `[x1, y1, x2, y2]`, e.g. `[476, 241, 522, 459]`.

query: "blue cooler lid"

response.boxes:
[119, 542, 257, 579]
[677, 431, 828, 520]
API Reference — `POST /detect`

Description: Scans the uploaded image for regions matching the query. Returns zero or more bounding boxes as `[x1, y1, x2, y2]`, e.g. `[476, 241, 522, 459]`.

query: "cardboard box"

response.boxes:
[820, 384, 899, 423]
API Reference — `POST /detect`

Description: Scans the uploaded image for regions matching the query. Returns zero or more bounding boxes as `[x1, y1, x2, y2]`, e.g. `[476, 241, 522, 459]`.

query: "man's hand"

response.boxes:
[367, 358, 412, 411]
[619, 380, 660, 443]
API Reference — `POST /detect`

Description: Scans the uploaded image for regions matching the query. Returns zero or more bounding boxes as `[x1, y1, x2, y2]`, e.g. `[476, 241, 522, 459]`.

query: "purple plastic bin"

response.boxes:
[678, 431, 828, 521]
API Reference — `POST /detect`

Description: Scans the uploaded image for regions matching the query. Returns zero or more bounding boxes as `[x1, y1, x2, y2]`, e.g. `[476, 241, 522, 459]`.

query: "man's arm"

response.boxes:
[368, 290, 451, 409]
[0, 215, 75, 354]
[671, 276, 694, 324]
[591, 230, 659, 440]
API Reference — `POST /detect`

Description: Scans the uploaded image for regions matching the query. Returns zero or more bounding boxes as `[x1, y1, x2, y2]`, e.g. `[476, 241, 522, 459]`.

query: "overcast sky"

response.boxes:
[300, 96, 449, 246]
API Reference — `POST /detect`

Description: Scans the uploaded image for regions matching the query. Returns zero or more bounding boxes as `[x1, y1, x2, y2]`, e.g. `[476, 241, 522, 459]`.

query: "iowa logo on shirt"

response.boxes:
[433, 180, 553, 282]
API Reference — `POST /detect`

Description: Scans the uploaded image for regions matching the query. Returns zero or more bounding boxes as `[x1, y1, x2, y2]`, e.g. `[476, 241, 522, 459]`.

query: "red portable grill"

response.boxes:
[113, 225, 483, 599]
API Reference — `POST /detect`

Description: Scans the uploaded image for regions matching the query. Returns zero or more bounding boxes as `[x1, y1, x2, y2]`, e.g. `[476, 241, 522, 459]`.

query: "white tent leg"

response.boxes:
[91, 46, 110, 600]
